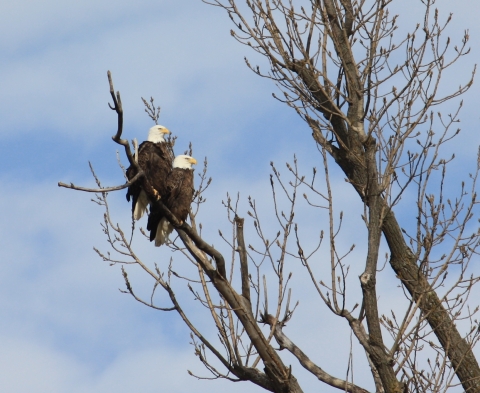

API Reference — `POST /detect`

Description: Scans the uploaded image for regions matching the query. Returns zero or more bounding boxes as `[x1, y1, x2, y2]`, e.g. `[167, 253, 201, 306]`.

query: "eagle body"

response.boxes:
[126, 125, 173, 220]
[147, 155, 197, 246]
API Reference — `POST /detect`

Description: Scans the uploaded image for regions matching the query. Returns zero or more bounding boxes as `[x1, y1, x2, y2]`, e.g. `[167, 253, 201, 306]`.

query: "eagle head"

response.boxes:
[173, 155, 197, 169]
[147, 125, 171, 143]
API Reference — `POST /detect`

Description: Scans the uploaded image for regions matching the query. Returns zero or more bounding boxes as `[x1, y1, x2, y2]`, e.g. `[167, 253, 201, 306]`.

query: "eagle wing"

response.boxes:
[167, 168, 195, 223]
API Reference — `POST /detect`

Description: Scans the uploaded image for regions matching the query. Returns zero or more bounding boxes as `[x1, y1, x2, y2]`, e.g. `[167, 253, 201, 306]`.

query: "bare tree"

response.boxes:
[59, 1, 480, 392]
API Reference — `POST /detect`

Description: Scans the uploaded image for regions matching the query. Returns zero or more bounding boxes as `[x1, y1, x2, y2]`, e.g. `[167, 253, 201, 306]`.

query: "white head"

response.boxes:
[147, 125, 170, 143]
[173, 155, 197, 169]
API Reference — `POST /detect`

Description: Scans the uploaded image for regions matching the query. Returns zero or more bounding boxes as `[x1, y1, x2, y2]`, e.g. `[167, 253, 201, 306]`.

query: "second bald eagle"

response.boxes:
[147, 154, 197, 246]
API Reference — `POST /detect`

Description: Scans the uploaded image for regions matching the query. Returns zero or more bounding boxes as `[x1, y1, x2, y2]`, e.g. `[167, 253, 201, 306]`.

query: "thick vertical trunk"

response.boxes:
[360, 139, 404, 393]
[322, 133, 480, 392]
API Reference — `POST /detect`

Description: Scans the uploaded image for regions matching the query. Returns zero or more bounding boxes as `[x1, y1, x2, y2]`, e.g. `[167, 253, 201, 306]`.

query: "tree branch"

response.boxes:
[235, 216, 251, 308]
[262, 314, 369, 393]
[58, 172, 143, 193]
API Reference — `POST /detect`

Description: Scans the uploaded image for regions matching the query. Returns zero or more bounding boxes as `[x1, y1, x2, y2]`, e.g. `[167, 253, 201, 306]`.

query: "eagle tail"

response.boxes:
[155, 218, 174, 247]
[133, 191, 149, 220]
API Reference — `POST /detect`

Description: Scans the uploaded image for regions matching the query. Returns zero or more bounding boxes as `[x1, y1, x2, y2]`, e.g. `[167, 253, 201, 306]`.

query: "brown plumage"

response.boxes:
[126, 126, 173, 220]
[147, 155, 197, 246]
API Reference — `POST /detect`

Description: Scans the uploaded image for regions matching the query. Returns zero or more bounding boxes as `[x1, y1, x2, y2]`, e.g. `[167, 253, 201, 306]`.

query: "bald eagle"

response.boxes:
[126, 125, 173, 220]
[147, 155, 197, 246]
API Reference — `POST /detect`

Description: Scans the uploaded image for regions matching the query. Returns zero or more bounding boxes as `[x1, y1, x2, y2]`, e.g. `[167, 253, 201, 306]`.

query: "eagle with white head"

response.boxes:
[147, 154, 197, 246]
[126, 125, 173, 220]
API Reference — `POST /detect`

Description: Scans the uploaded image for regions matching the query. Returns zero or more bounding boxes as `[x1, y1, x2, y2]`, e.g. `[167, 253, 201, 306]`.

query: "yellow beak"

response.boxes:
[189, 157, 198, 165]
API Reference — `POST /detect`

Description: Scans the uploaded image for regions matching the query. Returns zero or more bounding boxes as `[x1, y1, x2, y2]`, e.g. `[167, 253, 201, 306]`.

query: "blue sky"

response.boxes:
[1, 1, 480, 392]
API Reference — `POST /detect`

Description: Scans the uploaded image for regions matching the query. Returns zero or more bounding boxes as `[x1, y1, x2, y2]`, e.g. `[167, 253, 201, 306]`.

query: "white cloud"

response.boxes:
[0, 336, 88, 393]
[0, 0, 275, 147]
[0, 334, 268, 393]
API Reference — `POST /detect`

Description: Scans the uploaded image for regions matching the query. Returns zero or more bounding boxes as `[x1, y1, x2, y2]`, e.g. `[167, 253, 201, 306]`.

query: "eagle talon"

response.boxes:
[152, 189, 161, 201]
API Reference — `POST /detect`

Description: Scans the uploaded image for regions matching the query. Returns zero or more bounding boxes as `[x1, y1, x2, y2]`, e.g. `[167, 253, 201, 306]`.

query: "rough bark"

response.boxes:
[383, 207, 480, 392]
[360, 138, 404, 393]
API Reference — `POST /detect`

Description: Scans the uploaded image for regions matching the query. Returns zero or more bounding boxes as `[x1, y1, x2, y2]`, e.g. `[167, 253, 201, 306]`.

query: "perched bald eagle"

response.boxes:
[147, 155, 197, 246]
[126, 125, 173, 220]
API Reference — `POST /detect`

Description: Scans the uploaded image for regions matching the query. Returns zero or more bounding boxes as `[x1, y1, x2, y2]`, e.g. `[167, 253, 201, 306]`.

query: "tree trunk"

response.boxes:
[314, 130, 480, 392]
